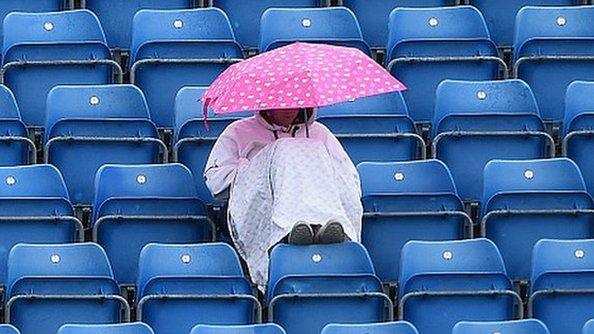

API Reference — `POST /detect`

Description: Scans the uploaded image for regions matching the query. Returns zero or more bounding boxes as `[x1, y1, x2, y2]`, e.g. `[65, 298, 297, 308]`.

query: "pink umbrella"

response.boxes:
[202, 42, 405, 114]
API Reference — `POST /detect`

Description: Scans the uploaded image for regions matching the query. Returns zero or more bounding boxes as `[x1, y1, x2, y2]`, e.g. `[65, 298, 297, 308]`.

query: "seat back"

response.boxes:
[0, 85, 31, 165]
[59, 323, 154, 334]
[0, 325, 19, 334]
[86, 0, 191, 50]
[514, 6, 594, 124]
[531, 239, 594, 334]
[585, 319, 594, 334]
[0, 1, 63, 50]
[399, 239, 515, 334]
[0, 165, 76, 286]
[137, 243, 256, 334]
[453, 319, 549, 334]
[318, 92, 418, 164]
[7, 243, 123, 334]
[175, 86, 249, 205]
[342, 0, 451, 48]
[322, 321, 419, 334]
[2, 10, 112, 127]
[93, 164, 210, 286]
[259, 7, 370, 54]
[483, 158, 594, 281]
[357, 160, 465, 283]
[470, 0, 576, 47]
[131, 8, 243, 128]
[45, 85, 160, 206]
[564, 81, 594, 197]
[267, 242, 386, 334]
[387, 6, 499, 123]
[433, 79, 547, 202]
[214, 0, 319, 50]
[191, 324, 286, 334]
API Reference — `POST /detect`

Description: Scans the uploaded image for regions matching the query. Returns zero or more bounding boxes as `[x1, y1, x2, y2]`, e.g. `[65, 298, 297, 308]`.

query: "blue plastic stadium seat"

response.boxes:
[2, 10, 118, 128]
[342, 0, 451, 49]
[174, 86, 250, 205]
[433, 79, 552, 202]
[44, 85, 164, 206]
[130, 8, 243, 129]
[0, 165, 81, 287]
[214, 0, 319, 50]
[470, 1, 576, 47]
[0, 85, 34, 165]
[259, 7, 370, 54]
[267, 242, 390, 334]
[318, 93, 423, 164]
[59, 323, 154, 334]
[86, 0, 192, 50]
[192, 324, 286, 334]
[482, 158, 594, 282]
[136, 243, 261, 334]
[563, 81, 594, 197]
[0, 325, 19, 334]
[531, 239, 594, 334]
[6, 243, 128, 334]
[92, 164, 214, 286]
[399, 239, 519, 334]
[453, 320, 550, 334]
[514, 6, 594, 126]
[585, 319, 594, 334]
[322, 322, 418, 334]
[386, 6, 501, 124]
[357, 160, 469, 284]
[0, 1, 64, 51]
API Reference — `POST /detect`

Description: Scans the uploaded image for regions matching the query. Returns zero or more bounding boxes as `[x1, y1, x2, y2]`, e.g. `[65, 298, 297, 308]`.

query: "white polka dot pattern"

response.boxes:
[202, 42, 406, 114]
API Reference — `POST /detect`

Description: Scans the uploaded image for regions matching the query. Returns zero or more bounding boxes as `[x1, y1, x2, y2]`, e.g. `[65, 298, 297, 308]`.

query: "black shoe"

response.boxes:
[314, 220, 346, 244]
[288, 221, 315, 245]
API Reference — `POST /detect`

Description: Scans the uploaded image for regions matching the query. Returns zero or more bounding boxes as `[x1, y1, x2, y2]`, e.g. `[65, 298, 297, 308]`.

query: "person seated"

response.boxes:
[205, 108, 362, 288]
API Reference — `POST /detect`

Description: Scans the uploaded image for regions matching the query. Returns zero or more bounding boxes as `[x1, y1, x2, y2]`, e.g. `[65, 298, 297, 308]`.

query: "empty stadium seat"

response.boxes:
[357, 160, 470, 284]
[44, 85, 165, 206]
[6, 243, 128, 334]
[453, 319, 550, 334]
[0, 325, 19, 334]
[86, 0, 192, 50]
[130, 8, 243, 129]
[0, 1, 64, 51]
[213, 0, 320, 50]
[470, 0, 577, 48]
[92, 163, 214, 286]
[136, 243, 261, 334]
[192, 324, 286, 334]
[398, 239, 520, 334]
[530, 239, 594, 334]
[387, 6, 502, 125]
[0, 165, 82, 287]
[433, 79, 553, 202]
[341, 0, 452, 49]
[2, 10, 120, 129]
[514, 6, 594, 127]
[0, 85, 35, 165]
[585, 319, 594, 334]
[322, 322, 419, 334]
[317, 92, 425, 165]
[259, 7, 370, 54]
[59, 323, 154, 334]
[174, 86, 249, 205]
[267, 242, 390, 334]
[482, 158, 594, 282]
[563, 81, 594, 196]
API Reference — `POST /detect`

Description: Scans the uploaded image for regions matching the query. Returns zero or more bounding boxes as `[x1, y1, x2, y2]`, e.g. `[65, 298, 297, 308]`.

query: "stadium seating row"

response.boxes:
[0, 238, 593, 334]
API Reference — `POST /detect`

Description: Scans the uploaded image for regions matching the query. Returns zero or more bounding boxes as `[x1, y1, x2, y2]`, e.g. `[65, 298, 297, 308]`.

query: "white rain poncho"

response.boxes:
[204, 112, 362, 288]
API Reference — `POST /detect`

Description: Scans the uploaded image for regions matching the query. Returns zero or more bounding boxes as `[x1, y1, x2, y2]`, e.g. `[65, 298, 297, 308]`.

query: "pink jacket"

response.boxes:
[204, 111, 360, 197]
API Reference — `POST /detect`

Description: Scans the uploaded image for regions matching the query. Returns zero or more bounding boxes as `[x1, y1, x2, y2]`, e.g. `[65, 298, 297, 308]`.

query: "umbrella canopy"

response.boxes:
[202, 42, 405, 114]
